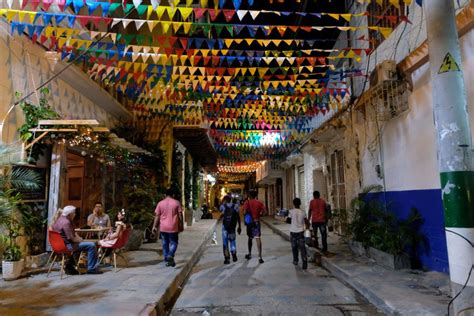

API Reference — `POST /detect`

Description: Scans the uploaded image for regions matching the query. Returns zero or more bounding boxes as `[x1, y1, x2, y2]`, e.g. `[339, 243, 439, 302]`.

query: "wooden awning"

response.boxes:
[173, 127, 217, 171]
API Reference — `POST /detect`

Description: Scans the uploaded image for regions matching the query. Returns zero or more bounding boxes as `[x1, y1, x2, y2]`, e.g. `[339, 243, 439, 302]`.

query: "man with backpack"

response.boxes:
[243, 189, 266, 264]
[220, 195, 242, 264]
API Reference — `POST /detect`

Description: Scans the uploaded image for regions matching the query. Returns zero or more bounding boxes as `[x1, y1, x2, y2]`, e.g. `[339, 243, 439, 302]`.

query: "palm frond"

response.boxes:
[9, 168, 42, 190]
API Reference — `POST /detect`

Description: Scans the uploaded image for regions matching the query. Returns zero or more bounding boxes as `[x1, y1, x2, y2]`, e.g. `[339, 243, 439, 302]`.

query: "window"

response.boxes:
[367, 0, 407, 50]
[330, 150, 346, 210]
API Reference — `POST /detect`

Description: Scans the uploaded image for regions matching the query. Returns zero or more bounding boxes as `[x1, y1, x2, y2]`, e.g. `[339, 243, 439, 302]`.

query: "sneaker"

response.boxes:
[302, 261, 308, 270]
[224, 258, 230, 264]
[245, 254, 251, 260]
[166, 258, 176, 267]
[232, 253, 238, 262]
[293, 260, 298, 266]
[86, 269, 103, 275]
[259, 258, 264, 264]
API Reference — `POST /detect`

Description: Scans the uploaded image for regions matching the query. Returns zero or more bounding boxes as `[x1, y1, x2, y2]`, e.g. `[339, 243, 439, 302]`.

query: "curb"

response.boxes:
[140, 220, 217, 316]
[260, 218, 397, 316]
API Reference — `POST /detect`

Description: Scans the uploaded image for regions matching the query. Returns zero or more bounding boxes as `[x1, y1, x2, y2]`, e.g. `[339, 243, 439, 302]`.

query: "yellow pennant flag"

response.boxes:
[327, 13, 339, 21]
[162, 22, 171, 33]
[183, 22, 192, 34]
[156, 7, 166, 19]
[6, 11, 16, 22]
[179, 7, 193, 20]
[378, 27, 393, 39]
[147, 6, 153, 19]
[172, 22, 182, 33]
[340, 14, 352, 22]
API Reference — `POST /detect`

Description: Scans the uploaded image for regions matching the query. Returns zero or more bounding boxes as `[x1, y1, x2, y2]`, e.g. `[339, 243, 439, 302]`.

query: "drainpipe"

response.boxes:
[424, 2, 474, 315]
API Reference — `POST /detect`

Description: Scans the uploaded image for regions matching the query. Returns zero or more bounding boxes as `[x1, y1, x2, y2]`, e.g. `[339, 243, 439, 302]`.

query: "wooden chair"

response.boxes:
[47, 230, 75, 279]
[98, 228, 132, 272]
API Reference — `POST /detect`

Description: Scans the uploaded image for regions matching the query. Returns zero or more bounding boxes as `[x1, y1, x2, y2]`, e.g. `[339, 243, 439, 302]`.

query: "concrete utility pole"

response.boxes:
[424, 2, 474, 315]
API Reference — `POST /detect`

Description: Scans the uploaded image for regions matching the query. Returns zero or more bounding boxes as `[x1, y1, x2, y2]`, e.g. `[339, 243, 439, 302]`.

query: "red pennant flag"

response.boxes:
[222, 10, 235, 22]
[208, 9, 218, 21]
[168, 37, 178, 47]
[212, 56, 220, 66]
[194, 8, 206, 19]
[156, 36, 168, 46]
[179, 38, 188, 49]
[204, 56, 212, 66]
[317, 57, 326, 65]
[77, 16, 90, 28]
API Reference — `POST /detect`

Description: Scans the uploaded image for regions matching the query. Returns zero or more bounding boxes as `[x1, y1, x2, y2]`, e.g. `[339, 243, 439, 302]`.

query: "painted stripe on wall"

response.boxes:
[367, 189, 449, 273]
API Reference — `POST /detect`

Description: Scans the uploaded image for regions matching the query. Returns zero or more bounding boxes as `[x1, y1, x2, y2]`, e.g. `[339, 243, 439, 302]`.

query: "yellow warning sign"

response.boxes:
[438, 52, 461, 74]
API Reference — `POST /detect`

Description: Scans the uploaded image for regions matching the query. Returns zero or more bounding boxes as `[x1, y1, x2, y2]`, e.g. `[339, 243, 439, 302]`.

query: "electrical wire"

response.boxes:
[444, 229, 474, 316]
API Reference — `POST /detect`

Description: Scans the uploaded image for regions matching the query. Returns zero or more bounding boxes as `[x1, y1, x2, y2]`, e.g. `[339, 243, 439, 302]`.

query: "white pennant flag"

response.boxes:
[151, 0, 160, 10]
[122, 19, 133, 28]
[111, 18, 121, 28]
[133, 0, 142, 8]
[249, 11, 260, 20]
[135, 20, 146, 30]
[7, 0, 13, 8]
[236, 10, 247, 21]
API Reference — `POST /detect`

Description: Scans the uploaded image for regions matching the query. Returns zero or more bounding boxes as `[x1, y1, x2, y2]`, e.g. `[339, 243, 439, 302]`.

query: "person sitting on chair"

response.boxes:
[87, 202, 111, 228]
[52, 205, 102, 275]
[98, 209, 130, 248]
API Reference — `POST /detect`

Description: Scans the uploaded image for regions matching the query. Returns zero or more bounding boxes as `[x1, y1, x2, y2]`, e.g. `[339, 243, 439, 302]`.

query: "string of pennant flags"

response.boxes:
[2, 0, 410, 164]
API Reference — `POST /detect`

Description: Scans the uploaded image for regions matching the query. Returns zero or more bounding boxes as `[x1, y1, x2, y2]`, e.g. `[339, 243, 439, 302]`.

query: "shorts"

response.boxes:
[246, 221, 261, 238]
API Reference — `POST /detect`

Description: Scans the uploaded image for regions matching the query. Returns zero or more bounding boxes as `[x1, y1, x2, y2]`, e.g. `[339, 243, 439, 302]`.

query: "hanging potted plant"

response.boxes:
[0, 145, 42, 280]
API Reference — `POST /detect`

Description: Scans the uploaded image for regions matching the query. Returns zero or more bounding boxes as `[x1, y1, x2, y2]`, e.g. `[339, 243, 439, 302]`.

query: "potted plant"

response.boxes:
[0, 145, 42, 280]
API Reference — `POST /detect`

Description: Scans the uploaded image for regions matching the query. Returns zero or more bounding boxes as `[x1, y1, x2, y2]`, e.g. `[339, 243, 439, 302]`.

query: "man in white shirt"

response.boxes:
[287, 198, 308, 270]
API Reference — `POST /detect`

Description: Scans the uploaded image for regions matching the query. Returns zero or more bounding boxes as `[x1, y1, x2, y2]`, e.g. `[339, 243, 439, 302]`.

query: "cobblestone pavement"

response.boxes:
[171, 224, 383, 316]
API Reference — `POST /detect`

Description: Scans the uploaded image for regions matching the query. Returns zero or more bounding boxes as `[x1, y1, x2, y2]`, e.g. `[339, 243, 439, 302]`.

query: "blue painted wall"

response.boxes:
[366, 189, 449, 273]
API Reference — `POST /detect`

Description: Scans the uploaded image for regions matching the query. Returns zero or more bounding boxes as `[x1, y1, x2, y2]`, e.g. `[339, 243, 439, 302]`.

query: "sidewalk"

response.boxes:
[261, 216, 452, 316]
[0, 219, 217, 316]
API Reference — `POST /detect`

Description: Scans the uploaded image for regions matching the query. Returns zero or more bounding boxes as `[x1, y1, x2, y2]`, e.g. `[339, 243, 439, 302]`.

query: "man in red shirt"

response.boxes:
[308, 191, 328, 253]
[152, 188, 184, 267]
[243, 189, 266, 264]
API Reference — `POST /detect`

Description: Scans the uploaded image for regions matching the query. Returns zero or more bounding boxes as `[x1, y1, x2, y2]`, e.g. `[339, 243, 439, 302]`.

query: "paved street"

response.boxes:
[171, 224, 383, 315]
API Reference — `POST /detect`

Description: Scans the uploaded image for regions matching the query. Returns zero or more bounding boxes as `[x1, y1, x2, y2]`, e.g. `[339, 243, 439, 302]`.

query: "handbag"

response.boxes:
[178, 212, 184, 233]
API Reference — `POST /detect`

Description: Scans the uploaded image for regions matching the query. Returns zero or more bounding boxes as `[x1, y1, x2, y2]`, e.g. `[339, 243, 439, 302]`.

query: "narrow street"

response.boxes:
[170, 224, 382, 315]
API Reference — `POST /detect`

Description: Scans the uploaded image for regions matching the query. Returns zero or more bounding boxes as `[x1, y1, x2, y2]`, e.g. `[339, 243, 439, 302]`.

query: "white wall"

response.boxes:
[362, 29, 474, 192]
[0, 21, 125, 144]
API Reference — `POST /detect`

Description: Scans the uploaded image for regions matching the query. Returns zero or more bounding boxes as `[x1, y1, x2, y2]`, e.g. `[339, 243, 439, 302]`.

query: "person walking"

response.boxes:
[308, 191, 328, 253]
[152, 188, 184, 267]
[287, 198, 308, 270]
[243, 189, 266, 264]
[220, 195, 242, 264]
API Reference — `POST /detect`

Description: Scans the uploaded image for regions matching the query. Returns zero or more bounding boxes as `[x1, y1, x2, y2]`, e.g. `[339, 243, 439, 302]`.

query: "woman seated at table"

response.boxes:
[98, 209, 130, 248]
[87, 202, 111, 228]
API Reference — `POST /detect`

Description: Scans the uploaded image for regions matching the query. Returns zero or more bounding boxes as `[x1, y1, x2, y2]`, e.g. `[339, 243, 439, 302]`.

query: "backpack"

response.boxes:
[223, 204, 238, 231]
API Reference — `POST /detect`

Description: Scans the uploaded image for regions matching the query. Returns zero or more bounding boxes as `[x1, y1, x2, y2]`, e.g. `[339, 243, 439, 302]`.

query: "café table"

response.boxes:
[75, 227, 111, 242]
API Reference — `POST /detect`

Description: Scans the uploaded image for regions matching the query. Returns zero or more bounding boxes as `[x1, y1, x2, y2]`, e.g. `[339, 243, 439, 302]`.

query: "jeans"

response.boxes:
[290, 232, 307, 263]
[312, 222, 328, 252]
[222, 228, 236, 258]
[67, 241, 99, 271]
[161, 232, 179, 260]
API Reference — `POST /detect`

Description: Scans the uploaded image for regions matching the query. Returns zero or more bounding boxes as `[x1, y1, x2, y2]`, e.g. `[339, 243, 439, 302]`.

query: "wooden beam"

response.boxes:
[38, 119, 100, 126]
[29, 128, 78, 132]
[24, 131, 49, 150]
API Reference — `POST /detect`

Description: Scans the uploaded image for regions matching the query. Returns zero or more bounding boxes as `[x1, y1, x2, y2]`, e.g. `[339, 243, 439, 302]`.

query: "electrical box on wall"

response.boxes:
[369, 60, 398, 87]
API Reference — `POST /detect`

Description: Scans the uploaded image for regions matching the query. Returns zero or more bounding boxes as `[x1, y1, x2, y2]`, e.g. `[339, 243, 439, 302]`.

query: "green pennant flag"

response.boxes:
[136, 34, 145, 45]
[214, 25, 224, 36]
[124, 34, 134, 45]
[136, 5, 148, 16]
[109, 3, 121, 13]
[125, 4, 134, 14]
[201, 24, 210, 34]
[225, 25, 233, 36]
[269, 68, 278, 74]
